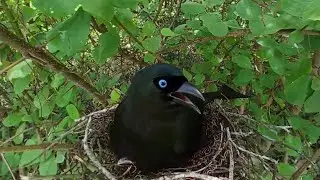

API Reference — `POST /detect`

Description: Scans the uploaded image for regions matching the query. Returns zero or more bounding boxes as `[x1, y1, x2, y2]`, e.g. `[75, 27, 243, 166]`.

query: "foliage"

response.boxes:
[0, 0, 320, 179]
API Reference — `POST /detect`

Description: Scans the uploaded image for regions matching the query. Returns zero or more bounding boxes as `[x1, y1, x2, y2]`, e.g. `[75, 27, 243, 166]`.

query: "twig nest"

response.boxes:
[80, 101, 256, 179]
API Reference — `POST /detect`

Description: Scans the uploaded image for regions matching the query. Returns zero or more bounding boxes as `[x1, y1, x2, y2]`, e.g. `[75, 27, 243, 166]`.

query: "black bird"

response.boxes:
[109, 63, 249, 172]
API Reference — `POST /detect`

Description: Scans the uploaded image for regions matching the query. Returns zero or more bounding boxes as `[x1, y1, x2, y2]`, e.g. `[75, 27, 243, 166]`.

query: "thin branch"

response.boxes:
[82, 116, 117, 180]
[157, 29, 320, 54]
[113, 17, 145, 51]
[151, 172, 228, 180]
[0, 25, 107, 107]
[0, 143, 75, 153]
[227, 128, 278, 164]
[0, 57, 25, 75]
[290, 148, 320, 180]
[227, 130, 234, 180]
[20, 174, 82, 180]
[1, 153, 17, 180]
[0, 127, 33, 146]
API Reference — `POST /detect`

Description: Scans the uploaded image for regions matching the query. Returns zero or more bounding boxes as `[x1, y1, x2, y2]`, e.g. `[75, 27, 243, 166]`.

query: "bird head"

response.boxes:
[128, 64, 205, 114]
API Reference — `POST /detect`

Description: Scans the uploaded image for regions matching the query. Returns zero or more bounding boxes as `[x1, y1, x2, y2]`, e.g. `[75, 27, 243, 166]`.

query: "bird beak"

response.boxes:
[169, 82, 205, 114]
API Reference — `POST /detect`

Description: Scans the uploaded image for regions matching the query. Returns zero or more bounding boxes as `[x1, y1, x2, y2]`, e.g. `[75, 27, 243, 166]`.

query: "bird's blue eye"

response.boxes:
[158, 79, 167, 88]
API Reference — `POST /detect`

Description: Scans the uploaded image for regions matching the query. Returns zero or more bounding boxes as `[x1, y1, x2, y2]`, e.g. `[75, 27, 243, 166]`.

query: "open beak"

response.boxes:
[169, 82, 205, 114]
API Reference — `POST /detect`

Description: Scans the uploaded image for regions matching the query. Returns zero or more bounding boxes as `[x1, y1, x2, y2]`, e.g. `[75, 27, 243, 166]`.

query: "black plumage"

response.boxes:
[109, 63, 250, 172]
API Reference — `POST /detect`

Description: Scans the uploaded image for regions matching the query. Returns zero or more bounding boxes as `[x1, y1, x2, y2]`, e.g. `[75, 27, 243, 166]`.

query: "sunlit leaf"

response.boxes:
[93, 27, 120, 64]
[66, 104, 80, 119]
[46, 8, 90, 56]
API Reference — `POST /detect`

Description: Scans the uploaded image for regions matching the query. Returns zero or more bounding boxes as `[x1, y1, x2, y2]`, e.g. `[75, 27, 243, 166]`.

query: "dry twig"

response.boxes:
[1, 153, 17, 180]
[83, 116, 117, 180]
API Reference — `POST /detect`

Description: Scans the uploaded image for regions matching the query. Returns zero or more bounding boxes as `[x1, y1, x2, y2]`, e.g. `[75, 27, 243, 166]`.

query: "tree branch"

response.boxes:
[157, 29, 320, 54]
[290, 148, 320, 180]
[0, 25, 107, 107]
[0, 143, 75, 153]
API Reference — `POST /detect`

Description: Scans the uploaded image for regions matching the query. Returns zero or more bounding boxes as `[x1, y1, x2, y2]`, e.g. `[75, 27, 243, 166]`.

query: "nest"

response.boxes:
[76, 100, 272, 180]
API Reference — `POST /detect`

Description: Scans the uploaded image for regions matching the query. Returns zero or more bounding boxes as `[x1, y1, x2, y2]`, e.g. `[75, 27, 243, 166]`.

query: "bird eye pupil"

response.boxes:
[158, 79, 167, 88]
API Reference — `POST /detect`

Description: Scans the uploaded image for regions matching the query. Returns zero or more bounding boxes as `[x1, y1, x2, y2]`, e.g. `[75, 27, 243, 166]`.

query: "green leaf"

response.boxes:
[66, 104, 80, 119]
[231, 55, 252, 69]
[112, 0, 139, 8]
[303, 0, 320, 21]
[39, 156, 58, 176]
[233, 69, 254, 86]
[82, 0, 114, 22]
[33, 0, 80, 18]
[13, 75, 32, 94]
[55, 83, 75, 108]
[183, 69, 193, 81]
[268, 56, 285, 75]
[144, 53, 155, 63]
[142, 21, 156, 37]
[284, 134, 302, 156]
[304, 90, 320, 113]
[161, 28, 176, 37]
[263, 15, 284, 35]
[181, 2, 205, 15]
[235, 0, 261, 20]
[186, 20, 202, 29]
[258, 126, 278, 141]
[110, 89, 121, 104]
[288, 30, 304, 44]
[260, 73, 277, 88]
[106, 73, 122, 88]
[55, 151, 65, 164]
[20, 139, 42, 166]
[194, 74, 205, 85]
[204, 0, 223, 7]
[249, 19, 265, 36]
[13, 123, 27, 145]
[33, 86, 50, 109]
[277, 163, 296, 177]
[1, 153, 20, 175]
[142, 36, 161, 53]
[311, 77, 320, 90]
[22, 6, 36, 22]
[51, 73, 65, 89]
[284, 75, 311, 105]
[47, 8, 91, 56]
[280, 0, 307, 17]
[93, 27, 120, 64]
[200, 13, 228, 37]
[3, 113, 23, 127]
[7, 59, 33, 81]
